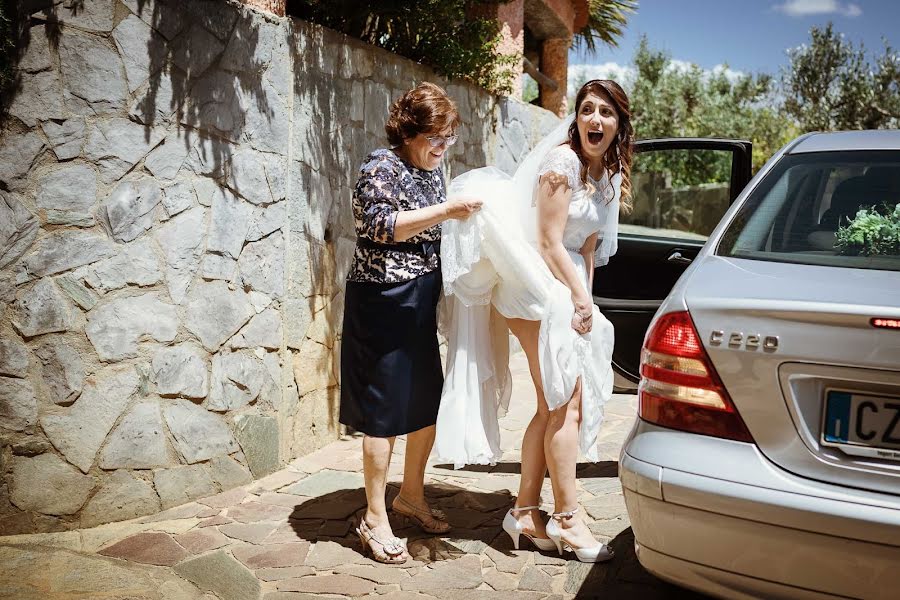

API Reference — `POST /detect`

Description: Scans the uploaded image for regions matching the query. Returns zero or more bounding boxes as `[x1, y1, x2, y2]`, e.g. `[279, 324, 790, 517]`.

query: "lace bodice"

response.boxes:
[537, 145, 619, 252]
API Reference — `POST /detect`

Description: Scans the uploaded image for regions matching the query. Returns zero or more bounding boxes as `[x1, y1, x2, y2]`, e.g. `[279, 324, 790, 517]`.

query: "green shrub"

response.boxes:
[835, 204, 900, 256]
[289, 1, 635, 97]
[290, 0, 520, 95]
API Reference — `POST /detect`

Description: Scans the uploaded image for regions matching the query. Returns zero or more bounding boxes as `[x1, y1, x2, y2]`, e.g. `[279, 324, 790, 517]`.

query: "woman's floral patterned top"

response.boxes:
[348, 149, 446, 283]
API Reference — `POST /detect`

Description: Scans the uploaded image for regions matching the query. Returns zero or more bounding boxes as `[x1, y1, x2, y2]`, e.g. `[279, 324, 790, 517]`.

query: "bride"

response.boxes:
[435, 80, 634, 563]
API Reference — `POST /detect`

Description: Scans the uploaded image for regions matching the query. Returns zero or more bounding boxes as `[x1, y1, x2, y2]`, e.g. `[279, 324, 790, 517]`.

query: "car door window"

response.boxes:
[624, 148, 738, 241]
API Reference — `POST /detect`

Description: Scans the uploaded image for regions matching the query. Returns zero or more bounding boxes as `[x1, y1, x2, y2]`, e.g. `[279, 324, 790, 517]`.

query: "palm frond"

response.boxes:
[574, 0, 638, 53]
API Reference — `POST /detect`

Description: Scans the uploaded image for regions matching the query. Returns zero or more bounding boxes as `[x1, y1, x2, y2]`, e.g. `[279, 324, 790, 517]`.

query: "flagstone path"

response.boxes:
[0, 354, 707, 599]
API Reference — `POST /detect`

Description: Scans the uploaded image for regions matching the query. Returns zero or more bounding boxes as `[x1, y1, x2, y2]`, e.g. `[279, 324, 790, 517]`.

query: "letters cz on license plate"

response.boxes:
[822, 390, 900, 461]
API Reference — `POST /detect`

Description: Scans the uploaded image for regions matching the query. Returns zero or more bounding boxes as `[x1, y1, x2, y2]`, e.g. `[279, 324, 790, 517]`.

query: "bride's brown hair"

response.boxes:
[567, 80, 634, 214]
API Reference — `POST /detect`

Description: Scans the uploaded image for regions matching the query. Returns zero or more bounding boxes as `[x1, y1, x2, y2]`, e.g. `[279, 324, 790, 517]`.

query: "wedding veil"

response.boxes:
[449, 113, 620, 267]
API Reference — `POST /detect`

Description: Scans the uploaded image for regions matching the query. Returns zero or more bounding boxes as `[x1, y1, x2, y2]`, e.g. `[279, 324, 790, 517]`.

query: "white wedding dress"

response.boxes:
[435, 115, 620, 468]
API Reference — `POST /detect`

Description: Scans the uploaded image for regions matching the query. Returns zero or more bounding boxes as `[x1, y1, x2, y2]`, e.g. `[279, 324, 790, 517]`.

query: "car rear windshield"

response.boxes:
[718, 150, 900, 271]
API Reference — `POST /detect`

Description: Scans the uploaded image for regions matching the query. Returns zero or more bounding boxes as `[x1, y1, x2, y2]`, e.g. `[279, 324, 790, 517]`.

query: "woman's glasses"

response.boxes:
[425, 134, 459, 148]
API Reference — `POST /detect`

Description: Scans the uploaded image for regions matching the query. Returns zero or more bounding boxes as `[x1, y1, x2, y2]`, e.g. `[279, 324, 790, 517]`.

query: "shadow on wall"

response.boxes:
[0, 0, 508, 535]
[128, 0, 276, 201]
[6, 0, 279, 201]
[0, 0, 340, 536]
[285, 20, 353, 436]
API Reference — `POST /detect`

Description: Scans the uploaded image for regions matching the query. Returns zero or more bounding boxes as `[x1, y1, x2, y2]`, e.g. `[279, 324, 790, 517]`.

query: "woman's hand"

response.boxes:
[571, 299, 593, 334]
[394, 197, 481, 240]
[444, 197, 483, 220]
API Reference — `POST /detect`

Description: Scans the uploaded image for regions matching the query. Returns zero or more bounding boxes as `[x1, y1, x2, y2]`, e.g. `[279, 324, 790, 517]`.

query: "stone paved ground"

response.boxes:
[0, 354, 708, 599]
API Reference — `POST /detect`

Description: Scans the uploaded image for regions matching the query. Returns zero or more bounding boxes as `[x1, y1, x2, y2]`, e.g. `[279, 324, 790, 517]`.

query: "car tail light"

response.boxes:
[871, 317, 900, 330]
[639, 311, 754, 443]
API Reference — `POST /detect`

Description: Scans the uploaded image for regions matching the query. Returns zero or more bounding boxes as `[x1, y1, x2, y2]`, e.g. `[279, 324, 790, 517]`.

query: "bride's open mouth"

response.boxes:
[587, 130, 603, 145]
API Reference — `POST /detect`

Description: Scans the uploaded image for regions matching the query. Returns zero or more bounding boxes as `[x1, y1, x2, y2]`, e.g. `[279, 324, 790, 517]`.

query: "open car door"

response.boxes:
[593, 138, 753, 382]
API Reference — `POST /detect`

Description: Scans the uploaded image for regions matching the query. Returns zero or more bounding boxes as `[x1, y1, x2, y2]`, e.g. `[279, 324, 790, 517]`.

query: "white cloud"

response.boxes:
[709, 64, 746, 84]
[772, 0, 862, 17]
[567, 62, 636, 94]
[667, 58, 695, 74]
[566, 61, 746, 97]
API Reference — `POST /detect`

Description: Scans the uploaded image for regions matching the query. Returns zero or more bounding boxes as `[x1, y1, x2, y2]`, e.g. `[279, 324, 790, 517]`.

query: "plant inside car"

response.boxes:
[835, 203, 900, 256]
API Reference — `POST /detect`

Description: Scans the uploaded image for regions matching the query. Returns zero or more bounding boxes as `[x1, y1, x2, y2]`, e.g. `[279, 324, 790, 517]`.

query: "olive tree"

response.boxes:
[783, 23, 900, 131]
[625, 38, 796, 182]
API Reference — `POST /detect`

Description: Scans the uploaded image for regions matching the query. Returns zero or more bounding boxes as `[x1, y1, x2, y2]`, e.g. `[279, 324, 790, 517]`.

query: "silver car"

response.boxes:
[609, 130, 900, 599]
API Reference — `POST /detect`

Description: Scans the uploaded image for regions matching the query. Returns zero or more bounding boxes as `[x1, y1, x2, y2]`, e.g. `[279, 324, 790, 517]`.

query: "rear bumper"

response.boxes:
[634, 544, 848, 600]
[620, 420, 900, 600]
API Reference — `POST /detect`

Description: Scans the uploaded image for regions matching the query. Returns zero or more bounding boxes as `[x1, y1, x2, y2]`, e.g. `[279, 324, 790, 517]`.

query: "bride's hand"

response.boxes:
[571, 300, 593, 334]
[444, 197, 483, 220]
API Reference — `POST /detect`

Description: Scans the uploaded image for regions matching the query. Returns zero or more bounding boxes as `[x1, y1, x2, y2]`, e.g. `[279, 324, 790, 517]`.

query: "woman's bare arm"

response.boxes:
[393, 198, 483, 241]
[536, 173, 594, 331]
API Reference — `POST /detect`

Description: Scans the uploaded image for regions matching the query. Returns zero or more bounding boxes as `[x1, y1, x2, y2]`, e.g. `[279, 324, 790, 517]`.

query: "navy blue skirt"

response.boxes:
[339, 269, 444, 437]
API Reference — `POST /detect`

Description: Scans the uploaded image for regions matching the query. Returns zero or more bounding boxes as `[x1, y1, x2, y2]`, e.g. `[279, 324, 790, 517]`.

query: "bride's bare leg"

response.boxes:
[545, 378, 598, 549]
[506, 317, 549, 539]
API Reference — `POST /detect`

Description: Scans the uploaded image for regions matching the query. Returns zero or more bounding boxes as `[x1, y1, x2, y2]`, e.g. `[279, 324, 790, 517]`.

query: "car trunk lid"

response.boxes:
[684, 255, 900, 496]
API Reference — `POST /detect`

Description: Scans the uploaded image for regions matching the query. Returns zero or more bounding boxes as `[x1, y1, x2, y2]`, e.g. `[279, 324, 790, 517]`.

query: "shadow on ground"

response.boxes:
[280, 468, 709, 597]
[573, 527, 712, 599]
[288, 481, 515, 564]
[431, 460, 619, 477]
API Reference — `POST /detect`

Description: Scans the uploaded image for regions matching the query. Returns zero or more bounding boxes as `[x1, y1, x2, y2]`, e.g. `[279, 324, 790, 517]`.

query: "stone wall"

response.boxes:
[493, 97, 563, 176]
[0, 0, 559, 535]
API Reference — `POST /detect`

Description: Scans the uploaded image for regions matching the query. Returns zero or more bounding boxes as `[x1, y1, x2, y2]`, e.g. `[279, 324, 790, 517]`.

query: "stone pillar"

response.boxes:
[497, 0, 525, 99]
[469, 0, 524, 98]
[238, 0, 285, 17]
[540, 36, 570, 117]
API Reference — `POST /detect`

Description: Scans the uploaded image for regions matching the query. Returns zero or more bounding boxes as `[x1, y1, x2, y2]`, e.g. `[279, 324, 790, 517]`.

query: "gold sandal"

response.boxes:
[391, 495, 451, 534]
[356, 520, 407, 564]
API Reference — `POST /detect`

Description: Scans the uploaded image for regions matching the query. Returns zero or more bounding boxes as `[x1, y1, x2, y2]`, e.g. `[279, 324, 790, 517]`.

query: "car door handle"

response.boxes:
[667, 251, 693, 265]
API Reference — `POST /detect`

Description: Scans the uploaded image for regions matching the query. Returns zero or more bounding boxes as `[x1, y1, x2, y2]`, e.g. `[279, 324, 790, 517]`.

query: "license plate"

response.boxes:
[822, 390, 900, 461]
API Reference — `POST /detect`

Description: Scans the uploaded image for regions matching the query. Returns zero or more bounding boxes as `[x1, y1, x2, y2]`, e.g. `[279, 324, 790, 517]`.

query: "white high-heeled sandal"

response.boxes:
[501, 505, 557, 551]
[545, 507, 614, 563]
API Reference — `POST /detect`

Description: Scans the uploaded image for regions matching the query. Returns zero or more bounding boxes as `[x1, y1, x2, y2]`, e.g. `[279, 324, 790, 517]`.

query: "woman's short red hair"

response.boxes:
[385, 82, 460, 147]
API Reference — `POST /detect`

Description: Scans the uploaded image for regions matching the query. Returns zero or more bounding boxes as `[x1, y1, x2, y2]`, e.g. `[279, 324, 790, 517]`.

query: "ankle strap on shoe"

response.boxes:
[510, 505, 540, 512]
[551, 507, 579, 520]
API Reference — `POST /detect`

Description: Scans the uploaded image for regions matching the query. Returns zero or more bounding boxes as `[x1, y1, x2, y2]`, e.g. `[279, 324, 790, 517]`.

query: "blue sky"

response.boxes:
[568, 0, 899, 83]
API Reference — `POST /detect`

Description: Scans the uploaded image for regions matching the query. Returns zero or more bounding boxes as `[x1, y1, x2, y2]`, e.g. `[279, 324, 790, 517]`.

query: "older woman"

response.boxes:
[340, 82, 481, 564]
